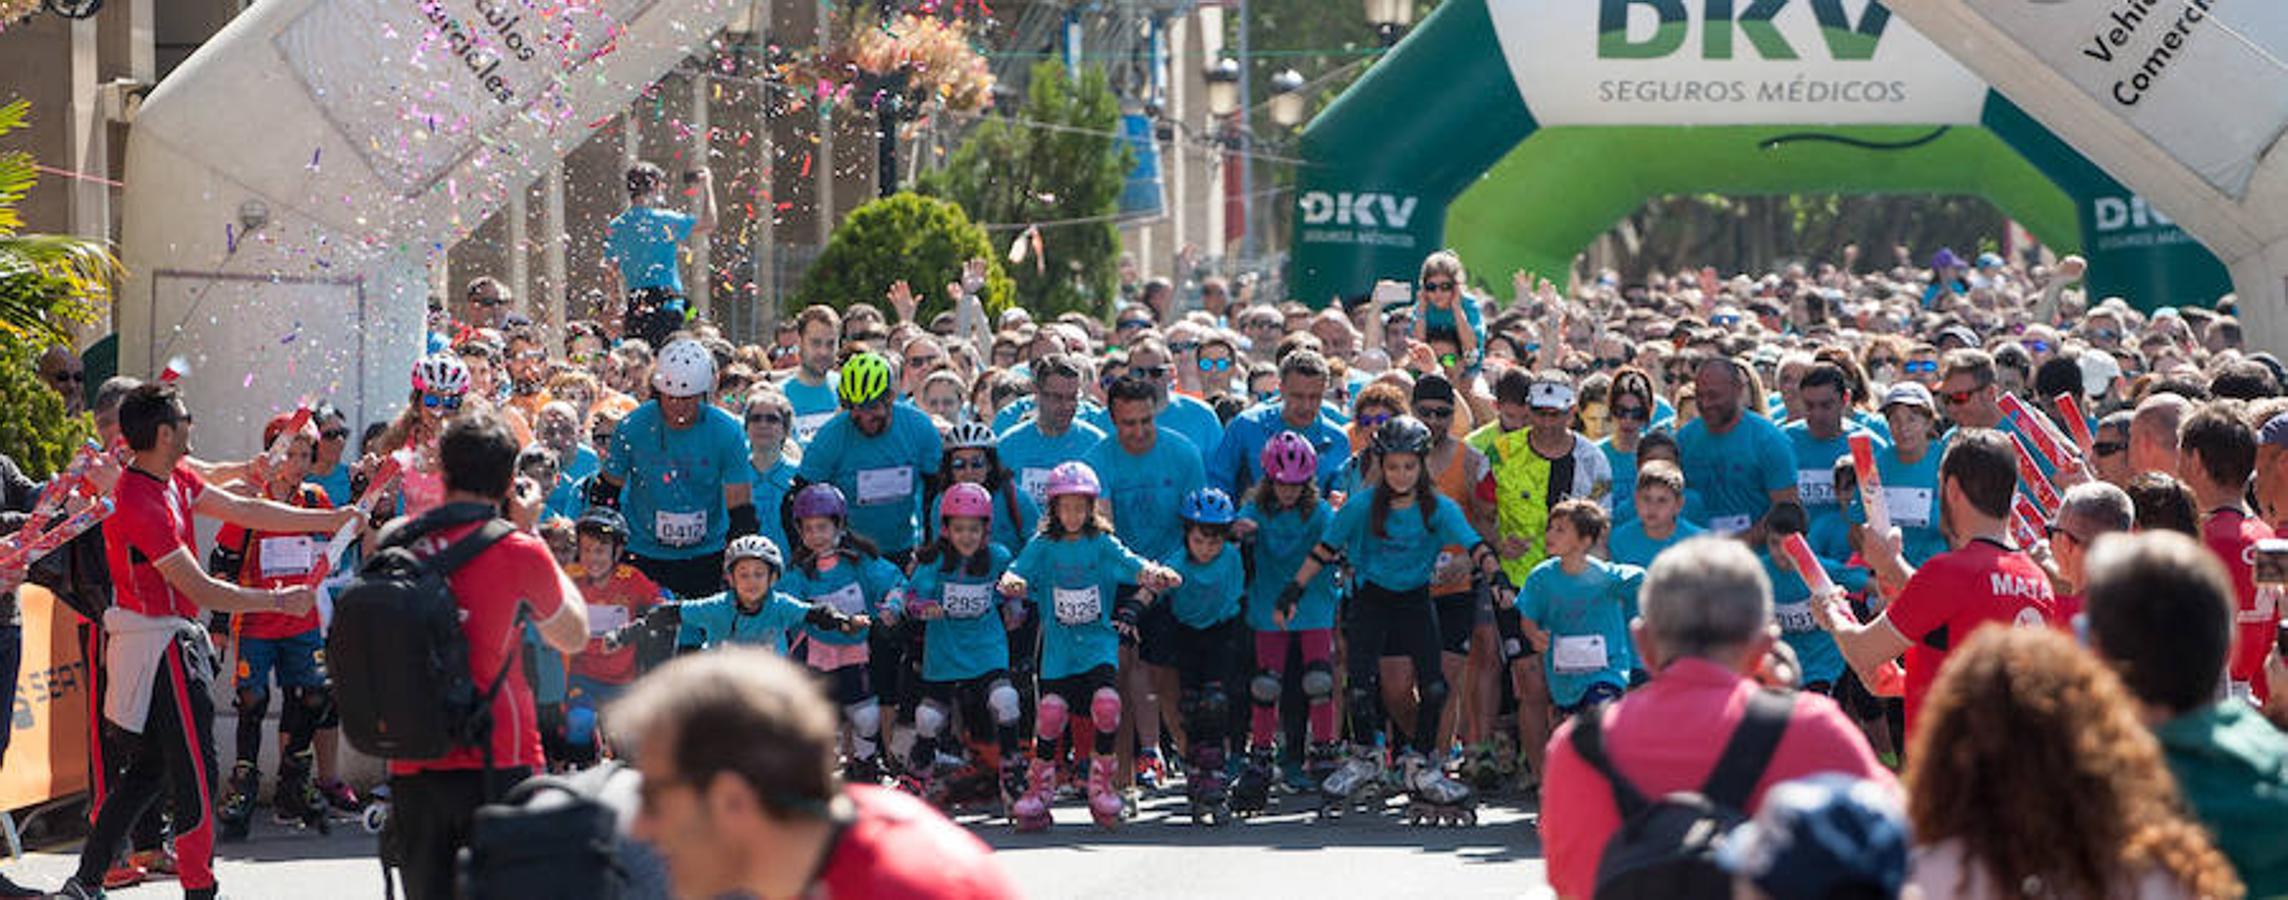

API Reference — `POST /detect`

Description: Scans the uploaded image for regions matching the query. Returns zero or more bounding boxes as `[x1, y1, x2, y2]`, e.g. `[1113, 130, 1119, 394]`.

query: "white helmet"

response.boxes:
[411, 353, 471, 396]
[724, 534, 783, 573]
[651, 339, 717, 398]
[947, 420, 997, 451]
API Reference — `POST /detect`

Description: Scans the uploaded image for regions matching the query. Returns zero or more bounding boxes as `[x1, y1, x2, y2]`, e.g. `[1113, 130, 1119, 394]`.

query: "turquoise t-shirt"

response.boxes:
[307, 463, 353, 507]
[1241, 498, 1339, 632]
[1519, 557, 1645, 708]
[603, 403, 755, 561]
[996, 419, 1106, 509]
[925, 483, 1039, 555]
[1676, 413, 1797, 534]
[1160, 543, 1245, 628]
[751, 457, 798, 564]
[778, 553, 907, 649]
[782, 373, 838, 446]
[1321, 488, 1479, 592]
[1160, 394, 1226, 468]
[677, 590, 814, 655]
[1207, 404, 1350, 497]
[1010, 533, 1150, 680]
[1782, 421, 1885, 544]
[1607, 517, 1706, 570]
[795, 404, 942, 555]
[993, 395, 1113, 437]
[604, 205, 696, 294]
[1847, 442, 1948, 567]
[1599, 437, 1639, 528]
[1085, 430, 1206, 564]
[1757, 547, 1868, 689]
[908, 544, 1015, 682]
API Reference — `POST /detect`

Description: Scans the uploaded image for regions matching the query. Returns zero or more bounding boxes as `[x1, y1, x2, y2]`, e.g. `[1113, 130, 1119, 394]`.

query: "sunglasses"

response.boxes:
[1904, 360, 1939, 374]
[1117, 319, 1152, 332]
[1712, 314, 1740, 326]
[592, 430, 615, 444]
[472, 294, 508, 307]
[949, 457, 989, 471]
[1169, 340, 1201, 353]
[1134, 365, 1170, 379]
[2090, 328, 2120, 340]
[1940, 388, 1981, 406]
[906, 355, 941, 370]
[2044, 525, 2084, 545]
[43, 371, 85, 384]
[1415, 404, 1454, 419]
[320, 428, 350, 441]
[746, 412, 785, 426]
[1357, 412, 1394, 427]
[421, 393, 464, 410]
[1867, 357, 1900, 369]
[1421, 280, 1456, 293]
[1198, 357, 1232, 373]
[2093, 440, 2127, 457]
[2023, 339, 2050, 353]
[1438, 353, 1461, 368]
[1594, 357, 1628, 370]
[1612, 405, 1649, 421]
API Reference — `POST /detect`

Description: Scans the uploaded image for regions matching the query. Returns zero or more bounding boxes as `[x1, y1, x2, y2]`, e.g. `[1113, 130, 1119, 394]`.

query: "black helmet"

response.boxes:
[575, 507, 630, 541]
[1373, 414, 1435, 457]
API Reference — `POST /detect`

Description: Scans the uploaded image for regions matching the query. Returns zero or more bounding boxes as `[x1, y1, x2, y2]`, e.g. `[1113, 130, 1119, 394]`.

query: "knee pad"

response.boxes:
[1198, 686, 1229, 723]
[1417, 678, 1450, 711]
[234, 686, 270, 719]
[987, 682, 1022, 726]
[1301, 662, 1336, 701]
[1249, 671, 1283, 706]
[280, 686, 318, 734]
[1346, 681, 1379, 715]
[1089, 687, 1122, 733]
[1036, 694, 1070, 740]
[915, 700, 950, 738]
[304, 685, 340, 729]
[846, 699, 882, 739]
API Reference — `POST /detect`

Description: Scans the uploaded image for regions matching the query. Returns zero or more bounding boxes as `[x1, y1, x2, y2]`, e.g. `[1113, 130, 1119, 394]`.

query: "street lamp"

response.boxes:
[1204, 55, 1242, 118]
[1364, 0, 1413, 46]
[1267, 68, 1307, 128]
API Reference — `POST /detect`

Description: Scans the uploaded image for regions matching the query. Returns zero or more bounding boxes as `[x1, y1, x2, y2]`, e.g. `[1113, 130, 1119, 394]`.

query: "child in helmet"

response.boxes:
[1232, 432, 1343, 793]
[375, 352, 474, 518]
[997, 461, 1182, 831]
[904, 484, 1024, 816]
[659, 534, 858, 655]
[567, 508, 666, 699]
[934, 420, 1038, 553]
[779, 483, 908, 783]
[1142, 487, 1250, 824]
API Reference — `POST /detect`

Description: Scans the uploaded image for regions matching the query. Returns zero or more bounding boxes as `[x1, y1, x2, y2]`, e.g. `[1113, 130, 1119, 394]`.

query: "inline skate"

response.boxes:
[1185, 744, 1231, 826]
[1316, 743, 1388, 821]
[1399, 750, 1478, 826]
[1228, 748, 1276, 817]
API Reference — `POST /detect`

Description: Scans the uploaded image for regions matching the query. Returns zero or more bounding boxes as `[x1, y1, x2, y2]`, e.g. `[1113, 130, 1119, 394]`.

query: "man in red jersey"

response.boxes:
[1815, 428, 2057, 736]
[54, 384, 360, 900]
[385, 411, 589, 900]
[2177, 404, 2277, 703]
[610, 647, 1020, 900]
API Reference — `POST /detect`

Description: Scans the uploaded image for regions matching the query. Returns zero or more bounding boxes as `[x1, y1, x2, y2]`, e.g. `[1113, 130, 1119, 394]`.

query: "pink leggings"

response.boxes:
[1250, 629, 1337, 748]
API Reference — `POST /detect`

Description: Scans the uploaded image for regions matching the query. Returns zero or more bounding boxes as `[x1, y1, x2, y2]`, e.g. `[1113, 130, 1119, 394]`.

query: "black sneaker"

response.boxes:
[44, 876, 103, 900]
[0, 871, 35, 899]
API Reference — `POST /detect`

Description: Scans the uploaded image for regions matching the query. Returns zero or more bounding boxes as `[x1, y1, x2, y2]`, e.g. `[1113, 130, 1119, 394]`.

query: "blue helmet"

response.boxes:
[1715, 774, 1909, 900]
[1180, 487, 1238, 526]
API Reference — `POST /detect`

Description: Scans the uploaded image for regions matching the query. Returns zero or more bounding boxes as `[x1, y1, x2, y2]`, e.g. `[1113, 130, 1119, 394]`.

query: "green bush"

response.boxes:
[790, 193, 1013, 323]
[0, 331, 92, 478]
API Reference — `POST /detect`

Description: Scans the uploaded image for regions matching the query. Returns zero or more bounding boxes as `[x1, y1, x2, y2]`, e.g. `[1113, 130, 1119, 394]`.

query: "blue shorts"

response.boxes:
[235, 629, 325, 693]
[1554, 681, 1626, 719]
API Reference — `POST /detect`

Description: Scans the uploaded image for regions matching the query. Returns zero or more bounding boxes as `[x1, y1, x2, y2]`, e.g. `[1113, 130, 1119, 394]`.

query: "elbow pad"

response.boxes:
[1309, 543, 1342, 567]
[804, 604, 856, 633]
[208, 546, 245, 583]
[727, 503, 761, 540]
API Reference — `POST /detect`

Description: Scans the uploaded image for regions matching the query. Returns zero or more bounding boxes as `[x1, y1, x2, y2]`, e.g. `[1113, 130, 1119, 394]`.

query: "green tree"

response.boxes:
[792, 192, 1013, 321]
[0, 98, 116, 345]
[0, 331, 93, 478]
[920, 60, 1128, 319]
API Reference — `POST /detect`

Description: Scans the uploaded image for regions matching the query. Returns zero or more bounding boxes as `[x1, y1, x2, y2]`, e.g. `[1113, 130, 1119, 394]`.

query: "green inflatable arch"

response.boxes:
[1288, 0, 2231, 308]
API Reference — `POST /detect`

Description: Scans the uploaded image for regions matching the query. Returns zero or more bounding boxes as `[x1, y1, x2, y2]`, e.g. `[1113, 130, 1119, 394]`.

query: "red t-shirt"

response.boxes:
[214, 484, 331, 640]
[1886, 539, 2057, 733]
[106, 463, 208, 620]
[387, 522, 571, 775]
[2203, 508, 2278, 700]
[567, 562, 663, 685]
[812, 785, 1020, 900]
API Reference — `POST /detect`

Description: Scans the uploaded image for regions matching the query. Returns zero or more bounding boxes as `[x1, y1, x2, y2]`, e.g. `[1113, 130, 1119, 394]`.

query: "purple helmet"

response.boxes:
[791, 483, 848, 520]
[1259, 432, 1319, 485]
[1043, 461, 1101, 500]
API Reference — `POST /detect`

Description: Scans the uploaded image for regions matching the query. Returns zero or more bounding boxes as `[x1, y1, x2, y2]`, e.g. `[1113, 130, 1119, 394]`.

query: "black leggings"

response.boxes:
[1170, 616, 1245, 748]
[1344, 582, 1447, 756]
[76, 634, 220, 892]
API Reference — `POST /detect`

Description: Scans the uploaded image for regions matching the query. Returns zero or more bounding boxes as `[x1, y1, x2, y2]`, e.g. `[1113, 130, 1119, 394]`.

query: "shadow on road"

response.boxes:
[965, 790, 1545, 864]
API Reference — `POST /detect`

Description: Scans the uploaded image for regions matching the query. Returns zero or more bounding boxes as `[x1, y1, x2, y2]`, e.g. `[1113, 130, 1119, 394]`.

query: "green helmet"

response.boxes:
[838, 352, 895, 408]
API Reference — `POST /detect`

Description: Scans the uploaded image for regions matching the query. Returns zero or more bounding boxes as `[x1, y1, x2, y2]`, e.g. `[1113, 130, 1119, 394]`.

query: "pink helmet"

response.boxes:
[938, 483, 995, 523]
[1259, 432, 1319, 485]
[1043, 461, 1101, 500]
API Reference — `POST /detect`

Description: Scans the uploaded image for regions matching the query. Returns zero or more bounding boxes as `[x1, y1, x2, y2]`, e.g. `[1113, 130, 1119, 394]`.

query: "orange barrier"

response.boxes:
[1, 585, 92, 812]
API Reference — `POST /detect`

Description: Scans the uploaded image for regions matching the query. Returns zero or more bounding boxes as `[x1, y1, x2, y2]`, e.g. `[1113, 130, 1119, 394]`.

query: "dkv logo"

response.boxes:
[1298, 191, 1418, 230]
[1599, 0, 1894, 61]
[2093, 196, 2175, 233]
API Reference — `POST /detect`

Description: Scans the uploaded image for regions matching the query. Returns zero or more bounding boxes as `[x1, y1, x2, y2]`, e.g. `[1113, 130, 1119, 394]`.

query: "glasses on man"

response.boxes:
[906, 355, 941, 371]
[1940, 388, 1981, 407]
[1594, 356, 1628, 370]
[746, 412, 786, 427]
[422, 393, 464, 411]
[1904, 360, 1940, 375]
[2092, 440, 2127, 457]
[1415, 404, 1454, 420]
[43, 369, 84, 384]
[1357, 411, 1394, 428]
[1117, 319, 1152, 332]
[1867, 356, 1901, 370]
[1169, 340, 1201, 354]
[472, 293, 508, 307]
[320, 428, 350, 441]
[1134, 365, 1170, 380]
[1198, 357, 1232, 373]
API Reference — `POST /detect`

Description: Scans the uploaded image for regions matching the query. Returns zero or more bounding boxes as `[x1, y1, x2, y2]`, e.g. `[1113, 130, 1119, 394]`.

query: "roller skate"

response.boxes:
[1317, 743, 1388, 821]
[843, 752, 887, 786]
[1134, 746, 1167, 793]
[218, 761, 258, 843]
[1463, 741, 1507, 793]
[273, 749, 333, 834]
[318, 777, 362, 815]
[1085, 755, 1125, 829]
[1399, 750, 1478, 826]
[999, 754, 1032, 823]
[1011, 757, 1057, 832]
[1185, 744, 1231, 826]
[1228, 748, 1276, 817]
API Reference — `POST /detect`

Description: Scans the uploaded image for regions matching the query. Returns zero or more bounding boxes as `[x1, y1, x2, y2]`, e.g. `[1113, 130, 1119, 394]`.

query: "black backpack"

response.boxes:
[1569, 689, 1795, 900]
[327, 502, 517, 761]
[459, 761, 669, 900]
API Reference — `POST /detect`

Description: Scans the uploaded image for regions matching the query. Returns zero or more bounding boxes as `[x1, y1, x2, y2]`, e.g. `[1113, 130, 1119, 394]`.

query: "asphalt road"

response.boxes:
[1, 785, 1551, 899]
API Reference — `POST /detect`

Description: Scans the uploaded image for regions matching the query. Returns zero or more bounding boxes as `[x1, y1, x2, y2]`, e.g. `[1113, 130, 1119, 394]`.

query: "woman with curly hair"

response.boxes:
[1906, 626, 2244, 899]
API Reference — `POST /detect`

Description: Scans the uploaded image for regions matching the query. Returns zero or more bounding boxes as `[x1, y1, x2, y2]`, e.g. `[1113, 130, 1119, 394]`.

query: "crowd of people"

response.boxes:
[6, 160, 2288, 899]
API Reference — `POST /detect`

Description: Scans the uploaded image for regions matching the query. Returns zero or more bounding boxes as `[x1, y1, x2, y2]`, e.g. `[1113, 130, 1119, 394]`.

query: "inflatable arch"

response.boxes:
[1290, 0, 2232, 309]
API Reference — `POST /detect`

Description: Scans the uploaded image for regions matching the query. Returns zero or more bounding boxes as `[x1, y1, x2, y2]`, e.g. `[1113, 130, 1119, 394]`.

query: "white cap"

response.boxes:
[1528, 381, 1577, 410]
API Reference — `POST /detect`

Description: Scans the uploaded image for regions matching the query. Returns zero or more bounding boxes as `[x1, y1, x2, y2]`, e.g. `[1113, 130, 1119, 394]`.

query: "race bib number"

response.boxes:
[1885, 486, 1934, 528]
[1552, 634, 1610, 674]
[793, 410, 835, 444]
[942, 581, 994, 619]
[257, 536, 317, 579]
[1796, 470, 1836, 506]
[654, 510, 707, 548]
[1774, 601, 1817, 633]
[1710, 514, 1753, 536]
[1020, 467, 1053, 505]
[1051, 585, 1102, 626]
[818, 581, 868, 616]
[855, 466, 914, 506]
[586, 604, 630, 636]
